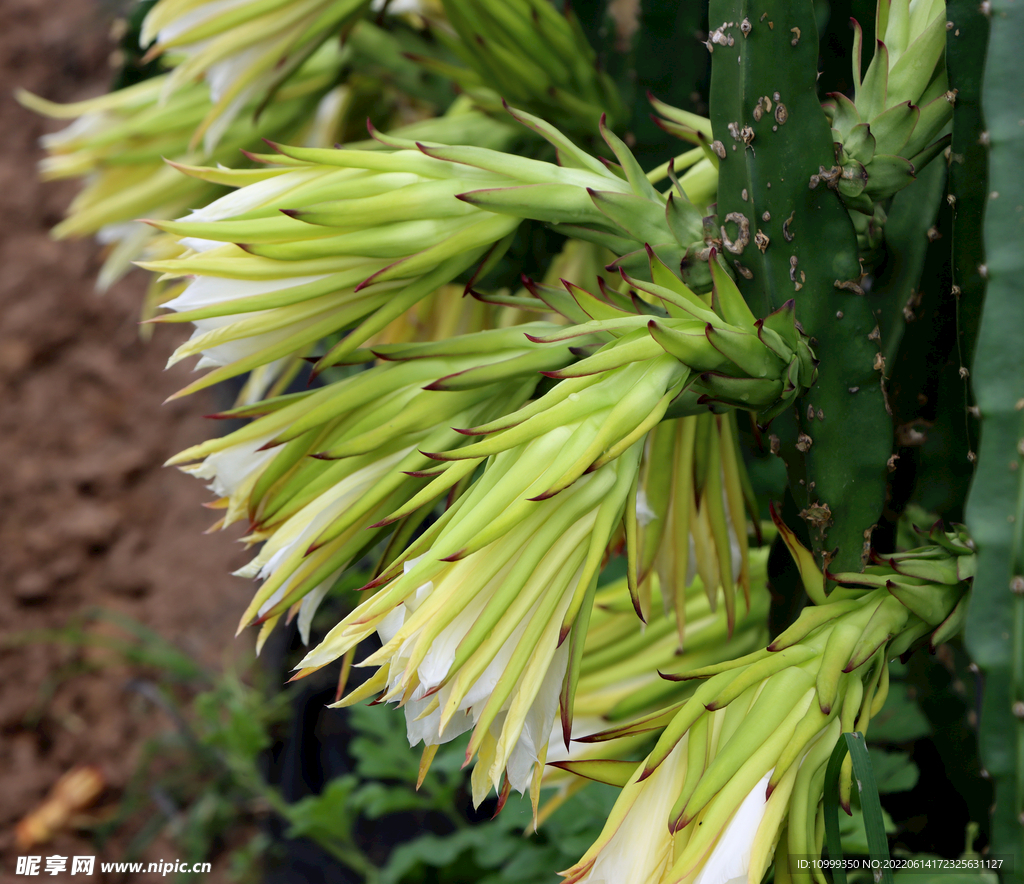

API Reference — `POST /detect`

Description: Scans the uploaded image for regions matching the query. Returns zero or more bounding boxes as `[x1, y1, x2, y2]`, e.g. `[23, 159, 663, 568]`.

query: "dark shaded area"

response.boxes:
[255, 610, 502, 882]
[882, 644, 992, 856]
[575, 0, 710, 166]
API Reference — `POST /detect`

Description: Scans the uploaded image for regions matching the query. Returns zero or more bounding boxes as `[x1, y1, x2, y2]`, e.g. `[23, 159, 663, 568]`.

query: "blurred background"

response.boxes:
[0, 1, 992, 881]
[0, 0, 258, 875]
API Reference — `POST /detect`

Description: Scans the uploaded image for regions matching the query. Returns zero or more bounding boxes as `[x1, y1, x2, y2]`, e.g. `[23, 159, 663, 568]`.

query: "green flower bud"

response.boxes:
[558, 520, 972, 884]
[141, 0, 371, 149]
[17, 43, 346, 288]
[411, 0, 627, 136]
[826, 0, 952, 206]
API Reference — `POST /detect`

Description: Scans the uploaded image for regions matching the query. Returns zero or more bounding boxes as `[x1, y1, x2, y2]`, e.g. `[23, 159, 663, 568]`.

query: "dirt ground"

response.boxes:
[0, 0, 257, 878]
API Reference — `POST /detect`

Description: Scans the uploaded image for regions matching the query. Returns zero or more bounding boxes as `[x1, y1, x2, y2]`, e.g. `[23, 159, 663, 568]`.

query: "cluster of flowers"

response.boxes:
[25, 2, 971, 882]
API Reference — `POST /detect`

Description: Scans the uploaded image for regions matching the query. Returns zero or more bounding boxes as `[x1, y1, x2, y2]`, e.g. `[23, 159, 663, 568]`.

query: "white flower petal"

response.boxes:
[692, 771, 773, 884]
[504, 641, 569, 794]
[165, 274, 329, 312]
[583, 739, 688, 884]
[204, 44, 263, 103]
[297, 570, 342, 645]
[636, 489, 657, 527]
[181, 168, 322, 222]
[544, 716, 607, 764]
[415, 585, 489, 690]
[376, 605, 408, 646]
[460, 610, 533, 714]
[96, 221, 140, 245]
[185, 432, 278, 499]
[154, 0, 254, 44]
[41, 111, 110, 148]
[178, 237, 223, 253]
[405, 694, 474, 746]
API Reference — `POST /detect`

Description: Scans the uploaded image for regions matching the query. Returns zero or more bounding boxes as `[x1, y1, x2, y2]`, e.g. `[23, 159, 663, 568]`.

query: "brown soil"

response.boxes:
[1, 1, 253, 878]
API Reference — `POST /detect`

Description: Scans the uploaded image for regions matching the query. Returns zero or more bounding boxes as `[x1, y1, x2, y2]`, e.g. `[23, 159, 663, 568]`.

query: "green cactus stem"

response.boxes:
[963, 0, 1024, 875]
[708, 0, 890, 574]
[946, 0, 989, 387]
[875, 156, 946, 372]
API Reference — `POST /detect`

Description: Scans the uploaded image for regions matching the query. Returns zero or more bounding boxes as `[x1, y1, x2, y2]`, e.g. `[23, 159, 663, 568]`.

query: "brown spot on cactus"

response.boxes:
[800, 502, 833, 530]
[775, 103, 788, 125]
[790, 27, 801, 45]
[783, 212, 796, 241]
[901, 419, 933, 442]
[834, 279, 866, 295]
[755, 230, 770, 252]
[721, 212, 750, 254]
[796, 432, 813, 452]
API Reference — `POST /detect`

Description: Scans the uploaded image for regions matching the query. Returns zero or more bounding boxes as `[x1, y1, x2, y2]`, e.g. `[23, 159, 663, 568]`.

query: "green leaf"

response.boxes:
[868, 681, 932, 742]
[838, 803, 897, 855]
[825, 732, 894, 884]
[348, 781, 433, 819]
[347, 704, 421, 782]
[194, 689, 271, 760]
[346, 703, 468, 800]
[284, 776, 360, 846]
[380, 827, 520, 884]
[868, 748, 920, 794]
